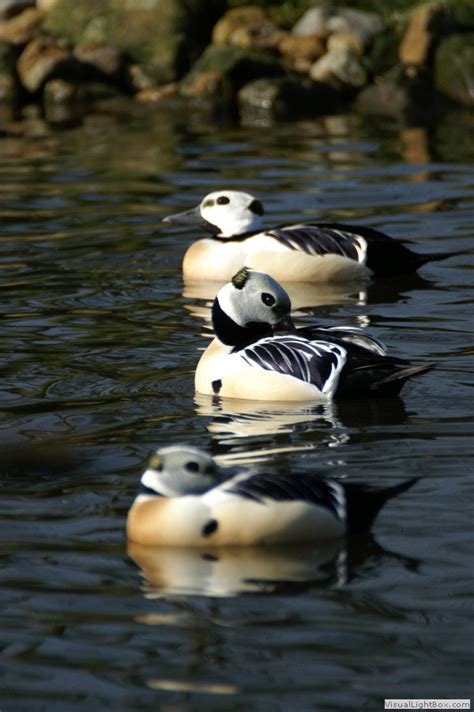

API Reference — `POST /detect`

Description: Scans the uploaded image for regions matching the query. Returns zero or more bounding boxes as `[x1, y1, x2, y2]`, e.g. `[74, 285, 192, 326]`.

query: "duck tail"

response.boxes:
[345, 477, 419, 534]
[372, 362, 435, 396]
[413, 249, 461, 269]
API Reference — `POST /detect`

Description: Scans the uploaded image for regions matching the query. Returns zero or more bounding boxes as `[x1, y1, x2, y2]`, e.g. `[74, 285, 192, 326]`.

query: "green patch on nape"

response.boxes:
[231, 267, 250, 290]
[148, 453, 162, 471]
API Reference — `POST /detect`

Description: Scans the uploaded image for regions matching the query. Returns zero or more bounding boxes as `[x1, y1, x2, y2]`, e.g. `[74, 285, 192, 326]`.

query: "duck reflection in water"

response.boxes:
[183, 278, 368, 325]
[194, 393, 409, 465]
[128, 535, 419, 600]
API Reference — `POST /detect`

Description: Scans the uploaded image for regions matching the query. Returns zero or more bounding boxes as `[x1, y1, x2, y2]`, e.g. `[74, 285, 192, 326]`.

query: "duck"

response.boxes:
[126, 445, 419, 547]
[163, 190, 454, 282]
[195, 268, 433, 401]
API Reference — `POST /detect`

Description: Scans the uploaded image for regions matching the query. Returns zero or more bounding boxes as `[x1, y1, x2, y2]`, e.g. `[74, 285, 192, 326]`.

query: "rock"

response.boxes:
[228, 20, 284, 52]
[212, 6, 266, 44]
[44, 0, 226, 84]
[355, 66, 435, 123]
[435, 33, 474, 106]
[327, 32, 364, 57]
[309, 47, 367, 90]
[73, 42, 125, 86]
[399, 2, 447, 69]
[293, 6, 383, 45]
[185, 44, 282, 94]
[43, 77, 78, 124]
[0, 7, 43, 45]
[181, 69, 229, 98]
[0, 70, 15, 98]
[238, 75, 341, 122]
[17, 36, 71, 93]
[126, 63, 154, 93]
[135, 83, 178, 103]
[37, 0, 60, 11]
[278, 33, 326, 66]
[0, 0, 34, 20]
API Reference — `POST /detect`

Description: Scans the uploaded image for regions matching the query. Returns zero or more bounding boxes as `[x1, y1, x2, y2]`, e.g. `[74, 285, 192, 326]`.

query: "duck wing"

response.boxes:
[297, 325, 387, 356]
[266, 224, 366, 262]
[239, 335, 347, 396]
[223, 472, 345, 521]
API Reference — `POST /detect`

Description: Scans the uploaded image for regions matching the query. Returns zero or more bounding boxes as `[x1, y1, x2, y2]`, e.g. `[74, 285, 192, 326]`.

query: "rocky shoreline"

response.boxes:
[0, 0, 473, 128]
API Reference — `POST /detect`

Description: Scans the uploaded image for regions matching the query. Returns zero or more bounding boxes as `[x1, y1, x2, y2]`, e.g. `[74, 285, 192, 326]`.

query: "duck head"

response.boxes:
[140, 445, 220, 497]
[212, 268, 294, 349]
[163, 190, 265, 237]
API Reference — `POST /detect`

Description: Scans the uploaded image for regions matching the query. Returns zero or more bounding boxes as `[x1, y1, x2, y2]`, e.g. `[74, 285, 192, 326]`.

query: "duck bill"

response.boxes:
[163, 205, 216, 233]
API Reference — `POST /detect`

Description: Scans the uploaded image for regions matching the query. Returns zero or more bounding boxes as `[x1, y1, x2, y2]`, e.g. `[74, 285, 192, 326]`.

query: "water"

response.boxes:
[1, 103, 473, 710]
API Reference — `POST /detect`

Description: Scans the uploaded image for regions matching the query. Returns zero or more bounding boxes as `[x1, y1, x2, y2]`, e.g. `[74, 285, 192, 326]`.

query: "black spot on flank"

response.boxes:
[201, 553, 219, 561]
[202, 519, 218, 537]
[185, 461, 199, 472]
[212, 379, 222, 394]
[217, 195, 230, 205]
[249, 199, 264, 216]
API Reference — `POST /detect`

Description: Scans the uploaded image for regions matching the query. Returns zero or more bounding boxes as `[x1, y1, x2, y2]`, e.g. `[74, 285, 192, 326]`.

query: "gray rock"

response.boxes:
[238, 75, 341, 122]
[356, 66, 435, 123]
[293, 6, 383, 45]
[310, 47, 367, 90]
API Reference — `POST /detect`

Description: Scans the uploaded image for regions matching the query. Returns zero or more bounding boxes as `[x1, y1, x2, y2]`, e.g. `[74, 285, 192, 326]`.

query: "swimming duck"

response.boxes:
[126, 445, 418, 546]
[195, 267, 433, 401]
[163, 190, 453, 282]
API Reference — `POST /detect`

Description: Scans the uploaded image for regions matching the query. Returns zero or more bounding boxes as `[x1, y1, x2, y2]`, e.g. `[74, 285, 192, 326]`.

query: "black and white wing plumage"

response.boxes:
[266, 224, 367, 263]
[224, 473, 346, 522]
[239, 335, 347, 396]
[298, 325, 387, 356]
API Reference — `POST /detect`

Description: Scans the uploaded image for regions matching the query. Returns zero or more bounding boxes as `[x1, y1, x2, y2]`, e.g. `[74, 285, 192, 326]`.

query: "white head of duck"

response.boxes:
[163, 190, 265, 238]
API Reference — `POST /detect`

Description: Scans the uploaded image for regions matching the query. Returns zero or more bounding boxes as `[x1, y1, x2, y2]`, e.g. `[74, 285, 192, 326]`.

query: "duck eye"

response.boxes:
[261, 292, 276, 307]
[217, 196, 230, 205]
[185, 461, 200, 473]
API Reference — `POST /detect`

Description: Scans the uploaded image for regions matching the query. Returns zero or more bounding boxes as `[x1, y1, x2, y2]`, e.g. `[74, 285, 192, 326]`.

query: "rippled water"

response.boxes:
[1, 104, 473, 710]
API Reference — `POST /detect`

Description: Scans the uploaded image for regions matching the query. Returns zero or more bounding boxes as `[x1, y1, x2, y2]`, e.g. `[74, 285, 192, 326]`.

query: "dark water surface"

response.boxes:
[1, 105, 473, 710]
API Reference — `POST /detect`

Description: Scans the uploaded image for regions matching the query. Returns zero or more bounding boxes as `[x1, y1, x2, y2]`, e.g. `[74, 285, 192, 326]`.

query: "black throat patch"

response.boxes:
[138, 483, 163, 497]
[212, 299, 272, 351]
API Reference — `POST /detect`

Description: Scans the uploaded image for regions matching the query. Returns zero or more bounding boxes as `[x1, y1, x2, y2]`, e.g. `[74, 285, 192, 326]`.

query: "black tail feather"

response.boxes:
[345, 477, 419, 534]
[373, 362, 435, 392]
[413, 250, 461, 269]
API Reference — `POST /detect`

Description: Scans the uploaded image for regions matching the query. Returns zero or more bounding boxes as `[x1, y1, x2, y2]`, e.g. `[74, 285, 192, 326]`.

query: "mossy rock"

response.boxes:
[186, 44, 283, 92]
[43, 0, 226, 84]
[435, 33, 474, 105]
[238, 75, 341, 120]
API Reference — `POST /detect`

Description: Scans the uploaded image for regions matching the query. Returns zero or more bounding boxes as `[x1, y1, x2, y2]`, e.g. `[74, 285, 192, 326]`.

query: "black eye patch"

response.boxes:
[249, 199, 264, 215]
[185, 461, 200, 472]
[261, 292, 276, 307]
[217, 196, 230, 205]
